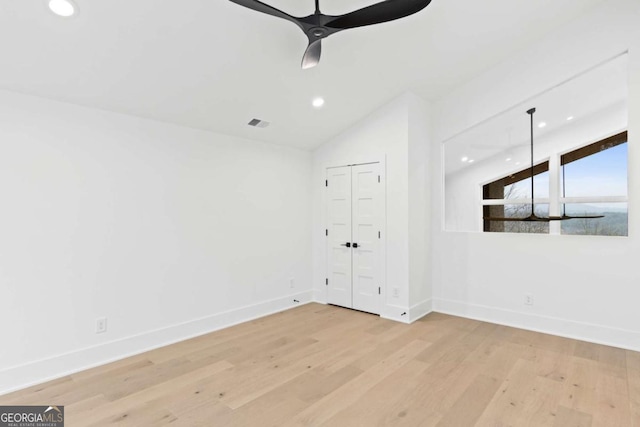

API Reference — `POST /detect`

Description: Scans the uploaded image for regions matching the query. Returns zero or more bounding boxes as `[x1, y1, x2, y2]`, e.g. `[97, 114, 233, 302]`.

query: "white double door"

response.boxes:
[326, 163, 383, 315]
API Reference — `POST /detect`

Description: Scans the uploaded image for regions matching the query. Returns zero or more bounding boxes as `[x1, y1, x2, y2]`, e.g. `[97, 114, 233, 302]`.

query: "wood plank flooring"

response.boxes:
[2, 303, 639, 426]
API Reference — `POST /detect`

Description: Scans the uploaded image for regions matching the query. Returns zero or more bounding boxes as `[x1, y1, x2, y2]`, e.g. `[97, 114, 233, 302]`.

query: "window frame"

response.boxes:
[481, 131, 628, 235]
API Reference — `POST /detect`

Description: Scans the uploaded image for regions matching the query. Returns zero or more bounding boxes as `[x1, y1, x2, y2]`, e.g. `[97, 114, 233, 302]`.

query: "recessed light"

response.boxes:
[461, 157, 468, 162]
[48, 0, 77, 17]
[312, 97, 325, 108]
[515, 161, 521, 165]
[468, 159, 475, 163]
[506, 158, 512, 162]
[567, 116, 574, 121]
[538, 122, 547, 128]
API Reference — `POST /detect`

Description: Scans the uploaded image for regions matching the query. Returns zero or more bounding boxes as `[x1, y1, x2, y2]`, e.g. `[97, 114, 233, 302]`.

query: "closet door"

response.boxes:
[351, 163, 382, 314]
[326, 163, 383, 315]
[326, 166, 353, 308]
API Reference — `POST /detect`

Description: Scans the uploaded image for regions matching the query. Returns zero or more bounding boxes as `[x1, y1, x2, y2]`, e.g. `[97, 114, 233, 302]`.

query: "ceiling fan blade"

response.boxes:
[483, 214, 551, 222]
[561, 214, 605, 219]
[326, 0, 431, 30]
[483, 213, 606, 222]
[228, 0, 302, 28]
[302, 39, 322, 69]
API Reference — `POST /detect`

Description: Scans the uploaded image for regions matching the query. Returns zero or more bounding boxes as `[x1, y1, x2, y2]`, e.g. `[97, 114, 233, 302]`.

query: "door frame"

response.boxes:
[322, 158, 387, 314]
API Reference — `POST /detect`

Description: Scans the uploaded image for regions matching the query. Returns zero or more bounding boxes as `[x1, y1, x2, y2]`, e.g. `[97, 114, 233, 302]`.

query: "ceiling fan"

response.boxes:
[484, 108, 604, 223]
[228, 0, 433, 69]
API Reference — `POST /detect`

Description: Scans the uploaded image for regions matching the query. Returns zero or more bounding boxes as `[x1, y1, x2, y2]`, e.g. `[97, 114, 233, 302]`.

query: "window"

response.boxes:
[483, 161, 549, 234]
[483, 132, 628, 236]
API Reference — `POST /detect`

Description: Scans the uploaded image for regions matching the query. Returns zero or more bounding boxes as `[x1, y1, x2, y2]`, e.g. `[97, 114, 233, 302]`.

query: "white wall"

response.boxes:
[4, 0, 637, 398]
[431, 0, 640, 350]
[312, 93, 432, 322]
[0, 90, 312, 394]
[407, 95, 433, 319]
[312, 95, 409, 320]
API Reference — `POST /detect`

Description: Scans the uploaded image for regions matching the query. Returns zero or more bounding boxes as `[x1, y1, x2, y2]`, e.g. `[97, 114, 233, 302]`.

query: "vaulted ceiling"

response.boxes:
[0, 0, 606, 149]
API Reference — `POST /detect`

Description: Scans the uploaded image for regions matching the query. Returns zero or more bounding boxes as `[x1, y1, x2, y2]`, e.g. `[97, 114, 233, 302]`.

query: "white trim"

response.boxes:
[312, 289, 327, 304]
[433, 297, 640, 352]
[0, 291, 313, 396]
[326, 161, 380, 168]
[560, 196, 628, 204]
[409, 299, 433, 323]
[482, 198, 551, 206]
[380, 303, 411, 324]
[484, 196, 629, 205]
[549, 153, 561, 234]
[380, 300, 432, 324]
[440, 139, 447, 232]
[322, 157, 387, 315]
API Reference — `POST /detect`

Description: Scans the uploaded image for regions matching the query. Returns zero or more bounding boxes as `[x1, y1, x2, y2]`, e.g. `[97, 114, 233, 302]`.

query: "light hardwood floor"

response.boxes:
[2, 303, 639, 426]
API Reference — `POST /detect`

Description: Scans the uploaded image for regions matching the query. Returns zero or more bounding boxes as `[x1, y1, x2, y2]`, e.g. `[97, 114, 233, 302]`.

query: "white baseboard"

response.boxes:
[312, 288, 326, 304]
[380, 304, 411, 324]
[0, 291, 313, 396]
[381, 300, 432, 324]
[14, 293, 632, 397]
[409, 299, 433, 323]
[433, 297, 640, 352]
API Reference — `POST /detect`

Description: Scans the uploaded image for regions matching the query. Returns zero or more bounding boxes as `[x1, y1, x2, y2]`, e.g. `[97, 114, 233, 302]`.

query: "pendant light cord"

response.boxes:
[562, 164, 566, 216]
[528, 108, 535, 216]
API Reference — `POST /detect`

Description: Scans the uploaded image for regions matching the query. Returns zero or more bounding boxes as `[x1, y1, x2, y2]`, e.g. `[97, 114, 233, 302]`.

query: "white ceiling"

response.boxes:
[0, 0, 607, 150]
[444, 54, 629, 175]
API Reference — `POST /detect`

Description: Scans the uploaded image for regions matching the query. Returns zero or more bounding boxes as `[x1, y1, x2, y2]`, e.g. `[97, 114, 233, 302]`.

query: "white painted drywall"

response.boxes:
[430, 0, 640, 350]
[312, 95, 409, 320]
[0, 90, 312, 394]
[408, 95, 433, 318]
[312, 93, 433, 322]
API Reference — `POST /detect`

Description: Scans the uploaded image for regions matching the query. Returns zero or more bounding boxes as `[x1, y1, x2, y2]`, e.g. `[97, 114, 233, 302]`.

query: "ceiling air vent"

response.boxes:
[248, 118, 270, 128]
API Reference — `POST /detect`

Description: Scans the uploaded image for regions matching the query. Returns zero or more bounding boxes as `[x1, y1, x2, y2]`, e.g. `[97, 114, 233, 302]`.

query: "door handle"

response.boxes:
[352, 243, 359, 248]
[340, 242, 351, 248]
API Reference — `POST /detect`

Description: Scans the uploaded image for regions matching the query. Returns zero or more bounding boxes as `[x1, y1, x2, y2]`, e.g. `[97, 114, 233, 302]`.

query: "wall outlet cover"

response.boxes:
[525, 294, 534, 306]
[96, 317, 108, 334]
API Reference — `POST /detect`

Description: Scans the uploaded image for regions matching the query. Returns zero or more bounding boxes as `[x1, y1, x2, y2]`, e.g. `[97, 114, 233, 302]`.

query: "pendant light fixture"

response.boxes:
[483, 108, 604, 223]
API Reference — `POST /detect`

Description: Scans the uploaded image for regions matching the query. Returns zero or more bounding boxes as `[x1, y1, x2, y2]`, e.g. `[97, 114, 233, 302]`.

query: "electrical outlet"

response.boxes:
[525, 294, 534, 306]
[392, 288, 400, 298]
[96, 317, 107, 334]
[289, 277, 295, 289]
